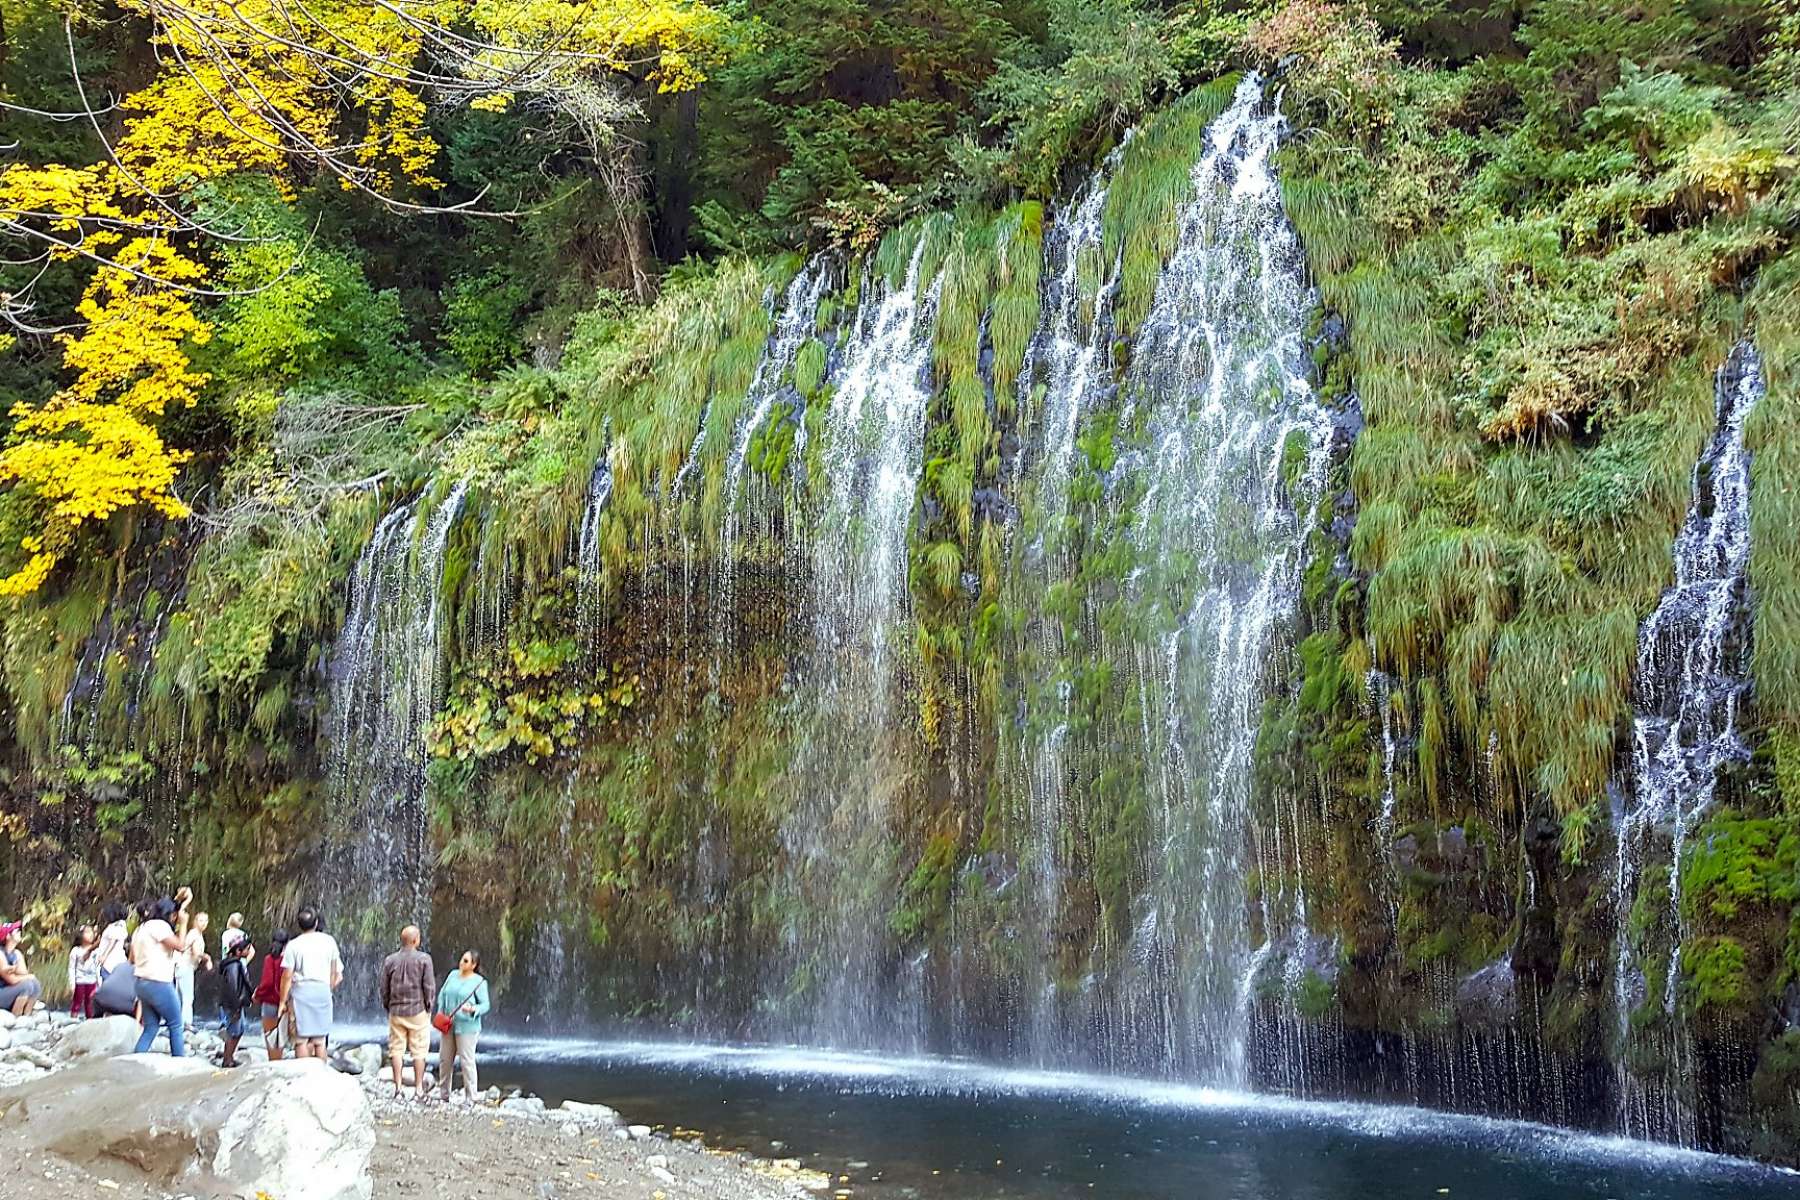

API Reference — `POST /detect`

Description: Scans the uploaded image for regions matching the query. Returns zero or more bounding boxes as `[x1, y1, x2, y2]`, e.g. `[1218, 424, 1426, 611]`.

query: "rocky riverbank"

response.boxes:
[0, 1007, 828, 1199]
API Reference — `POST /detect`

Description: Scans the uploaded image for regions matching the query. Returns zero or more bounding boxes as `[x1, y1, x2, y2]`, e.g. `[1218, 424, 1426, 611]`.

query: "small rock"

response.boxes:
[6, 1046, 55, 1070]
[611, 1129, 631, 1142]
[649, 1167, 676, 1186]
[559, 1100, 619, 1125]
[0, 1029, 11, 1052]
[627, 1124, 652, 1140]
[0, 1011, 15, 1030]
[348, 1043, 385, 1076]
[452, 1152, 480, 1167]
[561, 1125, 579, 1139]
[500, 1096, 546, 1116]
[645, 1154, 669, 1170]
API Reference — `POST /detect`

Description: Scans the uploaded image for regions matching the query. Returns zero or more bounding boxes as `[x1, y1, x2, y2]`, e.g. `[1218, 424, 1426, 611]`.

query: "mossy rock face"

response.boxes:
[1746, 1029, 1800, 1159]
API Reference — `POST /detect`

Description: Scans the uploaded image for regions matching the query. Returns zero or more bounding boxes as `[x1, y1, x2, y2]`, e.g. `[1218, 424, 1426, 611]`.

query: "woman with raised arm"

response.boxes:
[131, 891, 190, 1056]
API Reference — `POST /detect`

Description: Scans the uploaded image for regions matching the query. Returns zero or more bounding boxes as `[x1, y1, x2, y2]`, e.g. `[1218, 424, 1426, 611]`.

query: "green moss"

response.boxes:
[890, 832, 959, 943]
[1681, 811, 1800, 924]
[1682, 936, 1752, 1013]
[1296, 970, 1337, 1019]
[793, 338, 826, 398]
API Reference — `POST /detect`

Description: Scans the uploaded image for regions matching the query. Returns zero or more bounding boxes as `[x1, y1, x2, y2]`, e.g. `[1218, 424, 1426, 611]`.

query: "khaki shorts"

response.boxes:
[388, 1011, 430, 1058]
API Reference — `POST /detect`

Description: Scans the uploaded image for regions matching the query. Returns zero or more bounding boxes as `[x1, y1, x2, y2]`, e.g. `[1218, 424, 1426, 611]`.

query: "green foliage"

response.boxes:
[432, 574, 640, 763]
[1680, 811, 1800, 924]
[1682, 936, 1753, 1012]
[953, 0, 1177, 201]
[1279, 0, 1796, 823]
[445, 271, 532, 376]
[1103, 75, 1241, 337]
[890, 832, 959, 942]
[692, 0, 1030, 250]
[1748, 258, 1800, 729]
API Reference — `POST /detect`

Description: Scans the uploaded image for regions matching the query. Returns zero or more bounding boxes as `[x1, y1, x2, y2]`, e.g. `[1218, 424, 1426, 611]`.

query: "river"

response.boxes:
[460, 1036, 1800, 1199]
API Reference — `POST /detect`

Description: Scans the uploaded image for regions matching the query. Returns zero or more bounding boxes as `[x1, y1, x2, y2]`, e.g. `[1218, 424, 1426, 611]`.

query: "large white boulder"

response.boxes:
[52, 1014, 142, 1061]
[0, 1054, 374, 1200]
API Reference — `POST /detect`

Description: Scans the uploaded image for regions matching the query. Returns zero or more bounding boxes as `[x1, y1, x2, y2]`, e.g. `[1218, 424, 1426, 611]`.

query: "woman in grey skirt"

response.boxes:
[277, 908, 342, 1060]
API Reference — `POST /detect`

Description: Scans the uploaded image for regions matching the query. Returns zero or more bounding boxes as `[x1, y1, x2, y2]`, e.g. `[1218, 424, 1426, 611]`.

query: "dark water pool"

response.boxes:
[459, 1038, 1800, 1200]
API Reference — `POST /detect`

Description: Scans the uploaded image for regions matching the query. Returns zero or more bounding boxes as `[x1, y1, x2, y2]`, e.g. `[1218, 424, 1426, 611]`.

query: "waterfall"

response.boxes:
[715, 257, 834, 665]
[1006, 140, 1128, 1063]
[775, 228, 942, 1048]
[807, 235, 942, 692]
[576, 452, 615, 661]
[1612, 341, 1763, 1143]
[1369, 669, 1400, 842]
[1080, 75, 1333, 1083]
[323, 479, 468, 966]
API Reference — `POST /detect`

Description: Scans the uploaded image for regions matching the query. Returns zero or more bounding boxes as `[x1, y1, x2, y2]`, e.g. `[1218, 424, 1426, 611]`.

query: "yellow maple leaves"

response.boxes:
[467, 0, 732, 94]
[0, 240, 209, 596]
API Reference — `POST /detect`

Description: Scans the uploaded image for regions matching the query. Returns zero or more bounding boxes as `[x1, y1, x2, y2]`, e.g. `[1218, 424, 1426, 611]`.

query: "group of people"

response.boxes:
[3, 895, 492, 1101]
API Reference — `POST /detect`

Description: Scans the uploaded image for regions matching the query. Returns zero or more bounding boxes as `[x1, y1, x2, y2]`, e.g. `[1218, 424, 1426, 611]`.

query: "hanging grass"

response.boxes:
[1102, 74, 1241, 339]
[1749, 258, 1800, 732]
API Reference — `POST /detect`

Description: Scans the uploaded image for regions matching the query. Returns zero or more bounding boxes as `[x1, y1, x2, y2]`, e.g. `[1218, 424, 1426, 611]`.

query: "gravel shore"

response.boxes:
[0, 1008, 827, 1200]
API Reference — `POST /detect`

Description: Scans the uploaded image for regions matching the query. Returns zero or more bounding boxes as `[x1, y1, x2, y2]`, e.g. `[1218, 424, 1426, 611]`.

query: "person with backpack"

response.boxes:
[217, 935, 256, 1068]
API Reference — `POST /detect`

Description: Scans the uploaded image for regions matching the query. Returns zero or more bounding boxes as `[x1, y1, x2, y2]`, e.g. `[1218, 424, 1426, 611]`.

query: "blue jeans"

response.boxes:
[134, 979, 185, 1056]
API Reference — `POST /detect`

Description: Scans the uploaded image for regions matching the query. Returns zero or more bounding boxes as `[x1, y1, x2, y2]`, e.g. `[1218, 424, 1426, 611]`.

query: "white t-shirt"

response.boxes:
[281, 931, 342, 985]
[132, 920, 179, 983]
[96, 920, 129, 973]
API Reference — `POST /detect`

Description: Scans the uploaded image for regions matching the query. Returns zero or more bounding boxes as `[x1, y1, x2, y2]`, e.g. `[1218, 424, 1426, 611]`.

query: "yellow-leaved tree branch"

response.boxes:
[0, 0, 732, 595]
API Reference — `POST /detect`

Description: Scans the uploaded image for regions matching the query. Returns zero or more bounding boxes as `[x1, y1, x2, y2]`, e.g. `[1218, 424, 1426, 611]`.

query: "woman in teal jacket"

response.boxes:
[435, 949, 490, 1102]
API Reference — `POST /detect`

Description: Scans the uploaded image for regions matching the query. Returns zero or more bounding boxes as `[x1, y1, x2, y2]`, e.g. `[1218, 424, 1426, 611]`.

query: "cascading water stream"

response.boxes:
[714, 257, 833, 666]
[323, 479, 468, 981]
[775, 229, 943, 1049]
[1003, 142, 1128, 1063]
[1084, 75, 1333, 1084]
[1611, 341, 1763, 1144]
[576, 450, 615, 662]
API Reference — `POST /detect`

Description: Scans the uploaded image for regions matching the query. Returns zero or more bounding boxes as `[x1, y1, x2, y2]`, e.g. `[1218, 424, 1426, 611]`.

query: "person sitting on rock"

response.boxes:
[217, 934, 256, 1068]
[379, 924, 436, 1101]
[131, 895, 190, 1056]
[0, 921, 43, 1016]
[435, 949, 490, 1104]
[278, 907, 342, 1061]
[68, 924, 101, 1017]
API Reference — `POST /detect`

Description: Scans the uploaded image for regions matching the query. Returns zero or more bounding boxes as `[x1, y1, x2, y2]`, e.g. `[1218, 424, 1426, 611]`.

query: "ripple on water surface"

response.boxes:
[451, 1036, 1800, 1200]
